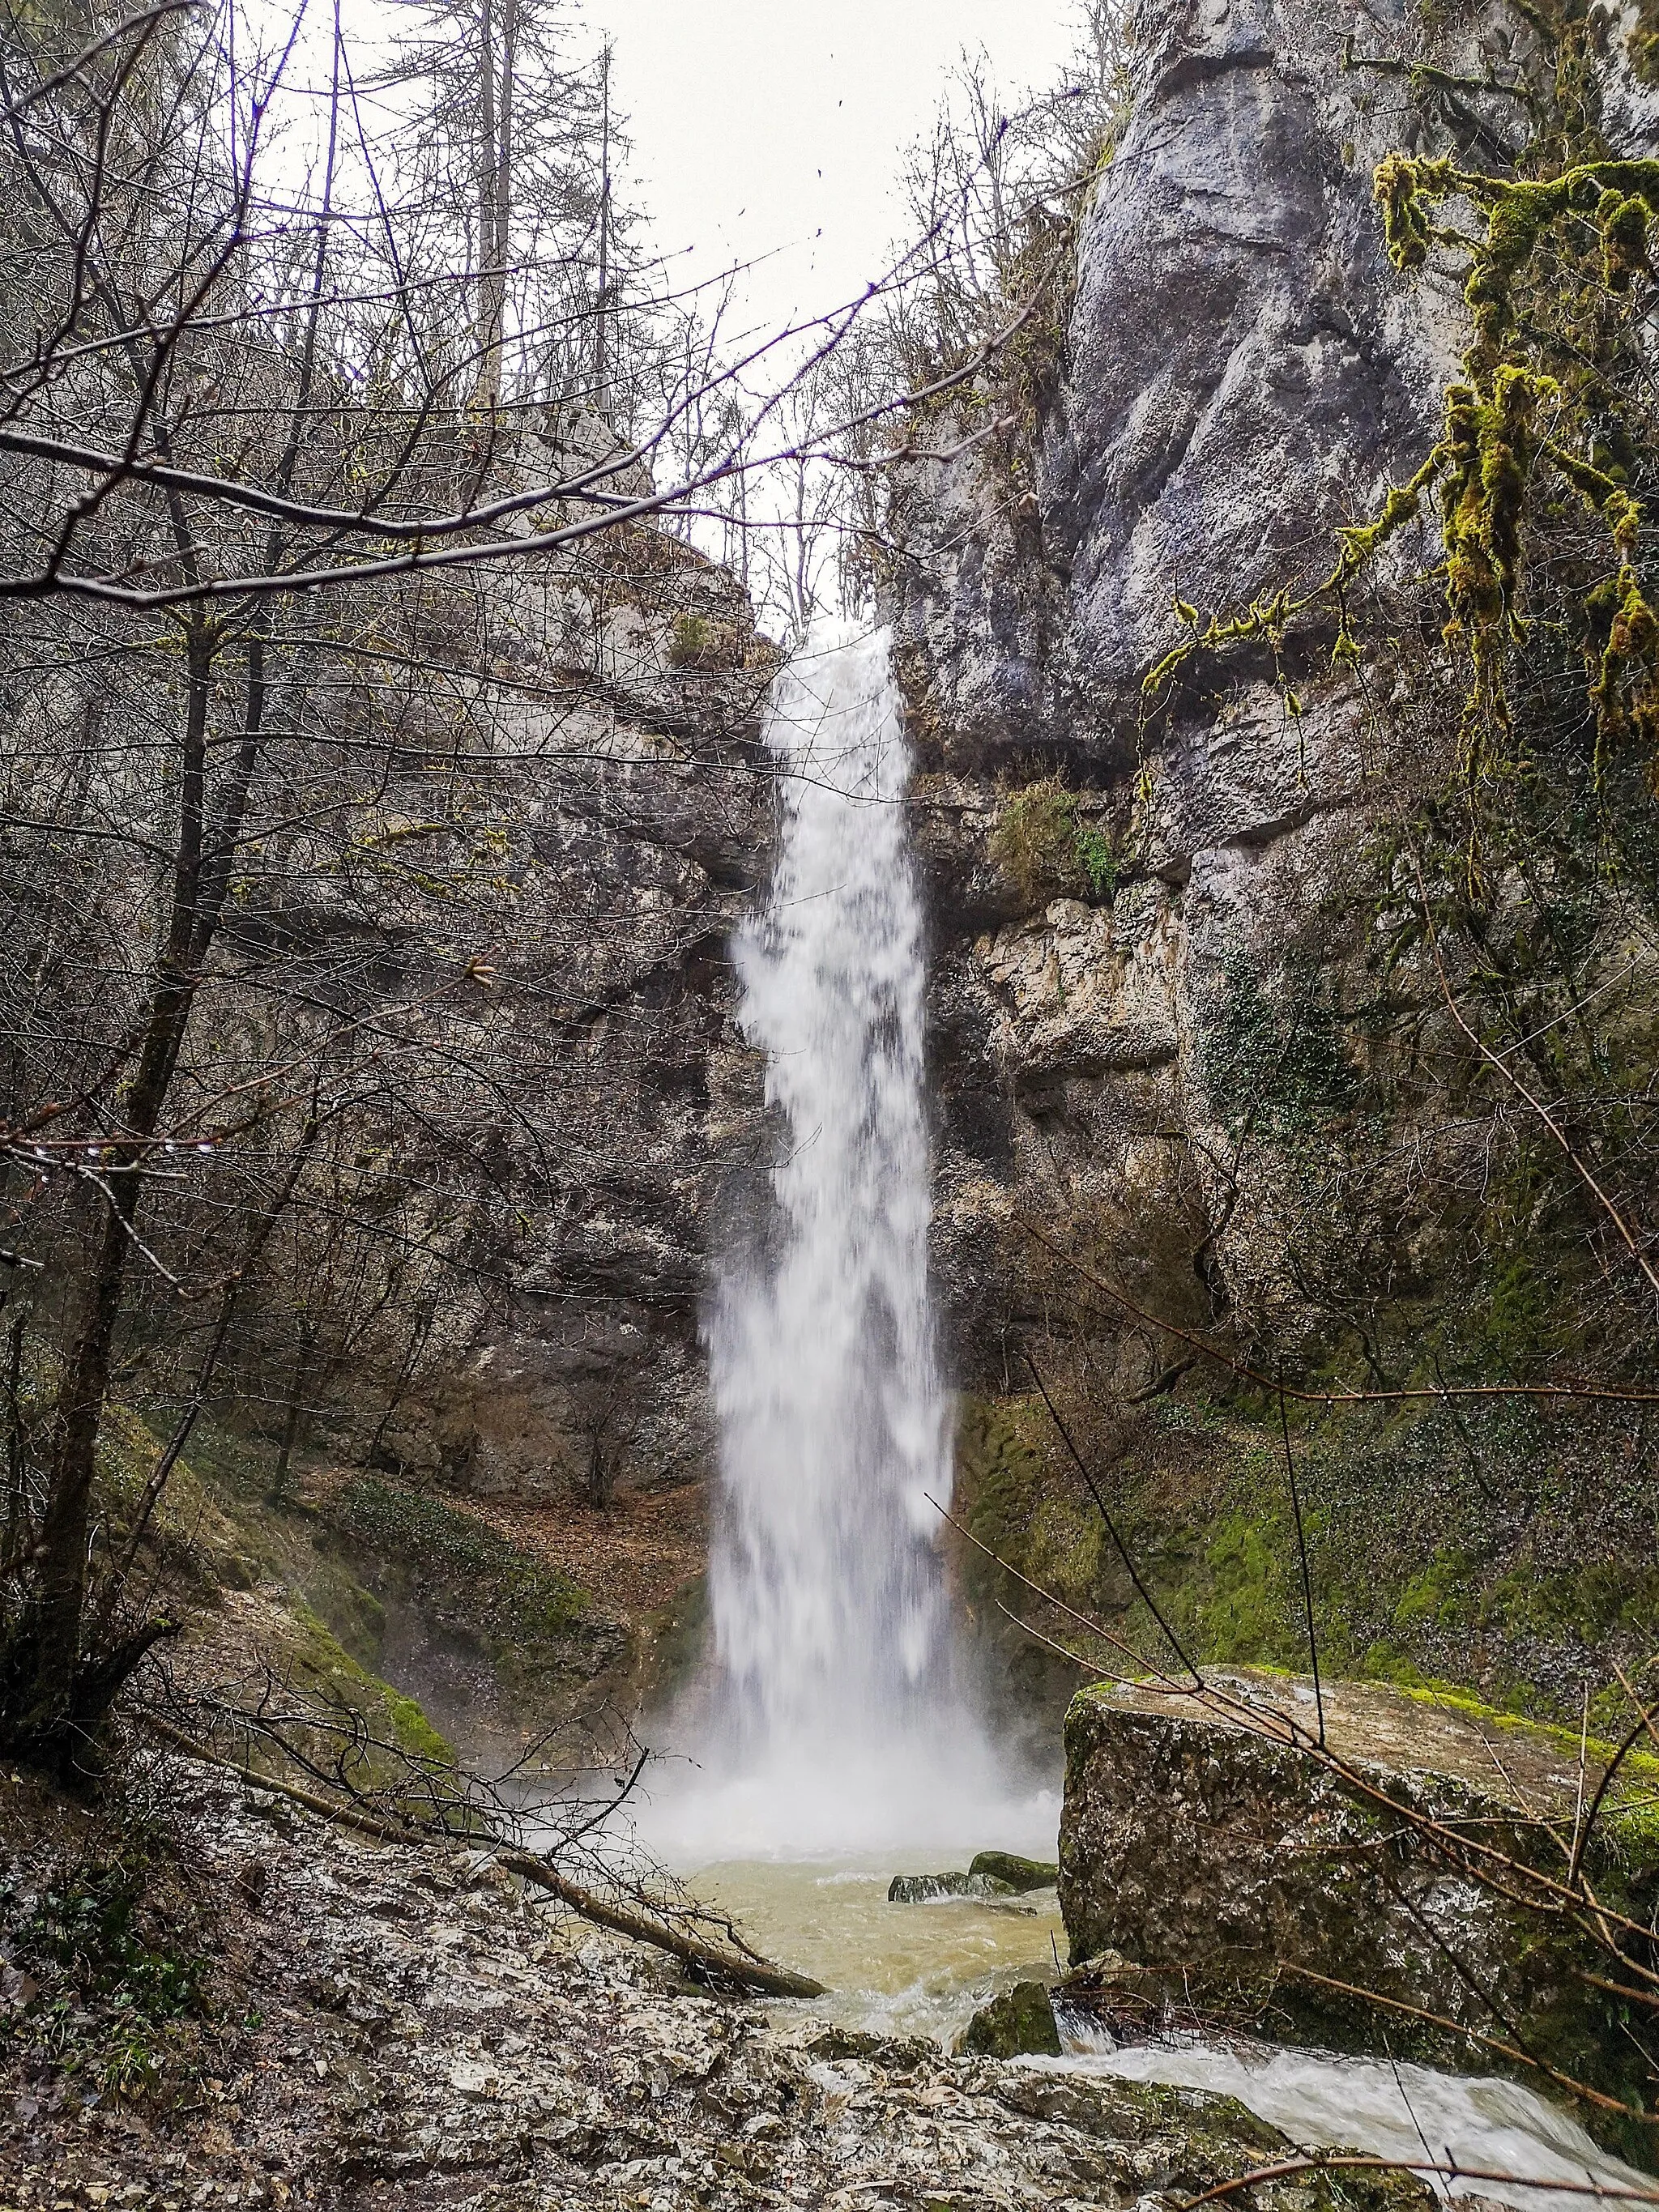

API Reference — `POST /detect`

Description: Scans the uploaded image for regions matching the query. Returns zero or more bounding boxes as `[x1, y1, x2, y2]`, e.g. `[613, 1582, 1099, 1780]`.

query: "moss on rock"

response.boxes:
[956, 1979, 1062, 2058]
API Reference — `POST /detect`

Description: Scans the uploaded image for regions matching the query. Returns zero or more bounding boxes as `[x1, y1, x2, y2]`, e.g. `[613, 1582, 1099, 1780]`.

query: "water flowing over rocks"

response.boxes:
[1056, 1675, 1659, 2163]
[2, 1758, 1444, 2212]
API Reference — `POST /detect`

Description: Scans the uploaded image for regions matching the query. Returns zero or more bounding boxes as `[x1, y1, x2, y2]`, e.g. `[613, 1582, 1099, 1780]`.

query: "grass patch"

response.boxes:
[987, 778, 1117, 909]
[318, 1476, 617, 1705]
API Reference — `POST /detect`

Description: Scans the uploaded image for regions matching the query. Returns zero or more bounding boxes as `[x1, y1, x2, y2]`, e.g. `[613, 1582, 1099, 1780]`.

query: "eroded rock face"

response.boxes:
[893, 0, 1465, 773]
[1058, 1676, 1659, 2164]
[885, 0, 1568, 1371]
[315, 538, 778, 1504]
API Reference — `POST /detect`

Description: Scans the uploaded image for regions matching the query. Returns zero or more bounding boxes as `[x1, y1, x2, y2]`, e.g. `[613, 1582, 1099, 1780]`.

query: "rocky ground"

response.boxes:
[0, 1755, 1437, 2212]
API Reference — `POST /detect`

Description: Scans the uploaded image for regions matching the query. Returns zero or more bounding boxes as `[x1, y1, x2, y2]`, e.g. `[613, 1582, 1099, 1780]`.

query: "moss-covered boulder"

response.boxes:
[1059, 1673, 1659, 2167]
[969, 1850, 1058, 1892]
[955, 1979, 1062, 2057]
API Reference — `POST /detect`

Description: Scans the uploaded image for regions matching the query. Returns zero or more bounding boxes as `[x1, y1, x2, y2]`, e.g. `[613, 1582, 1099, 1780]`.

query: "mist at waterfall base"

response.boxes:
[635, 622, 1051, 1865]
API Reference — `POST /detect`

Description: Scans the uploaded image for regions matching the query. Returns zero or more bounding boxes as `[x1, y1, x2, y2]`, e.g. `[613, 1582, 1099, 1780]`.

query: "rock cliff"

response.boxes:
[313, 527, 778, 1510]
[893, 0, 1659, 1375]
[894, 0, 1478, 1375]
[891, 0, 1659, 1719]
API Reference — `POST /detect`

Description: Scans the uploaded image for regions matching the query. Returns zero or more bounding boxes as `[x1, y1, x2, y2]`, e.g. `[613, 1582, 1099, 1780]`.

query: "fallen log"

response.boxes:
[138, 1711, 826, 2001]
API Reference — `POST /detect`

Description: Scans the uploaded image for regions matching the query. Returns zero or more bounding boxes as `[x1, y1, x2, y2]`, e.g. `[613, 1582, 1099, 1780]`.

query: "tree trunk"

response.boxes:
[21, 620, 215, 1748]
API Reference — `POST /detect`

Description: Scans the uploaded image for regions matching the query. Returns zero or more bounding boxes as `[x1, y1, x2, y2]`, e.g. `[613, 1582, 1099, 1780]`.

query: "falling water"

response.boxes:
[649, 620, 1023, 1858]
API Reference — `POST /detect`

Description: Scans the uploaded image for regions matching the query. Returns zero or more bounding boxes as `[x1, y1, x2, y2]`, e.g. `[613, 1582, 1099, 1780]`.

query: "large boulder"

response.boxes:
[1058, 1672, 1659, 2167]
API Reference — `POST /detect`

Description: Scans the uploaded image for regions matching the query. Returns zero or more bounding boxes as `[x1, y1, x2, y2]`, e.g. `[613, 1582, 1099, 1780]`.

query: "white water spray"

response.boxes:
[648, 622, 1032, 1859]
[712, 620, 946, 1727]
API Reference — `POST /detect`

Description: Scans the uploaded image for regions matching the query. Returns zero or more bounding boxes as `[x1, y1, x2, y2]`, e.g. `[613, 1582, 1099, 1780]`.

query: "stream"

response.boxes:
[674, 1848, 1652, 2212]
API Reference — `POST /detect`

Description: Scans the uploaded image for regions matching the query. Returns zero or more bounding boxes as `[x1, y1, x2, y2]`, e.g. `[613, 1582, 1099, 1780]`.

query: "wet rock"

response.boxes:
[3, 1753, 1445, 2212]
[801, 2025, 938, 2069]
[954, 1980, 1062, 2059]
[968, 1851, 1057, 1893]
[887, 1869, 1014, 1903]
[1058, 1673, 1659, 2165]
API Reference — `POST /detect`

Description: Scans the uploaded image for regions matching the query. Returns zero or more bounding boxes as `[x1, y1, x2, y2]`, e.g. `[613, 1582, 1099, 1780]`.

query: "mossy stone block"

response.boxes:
[955, 1980, 1062, 2058]
[968, 1851, 1058, 1892]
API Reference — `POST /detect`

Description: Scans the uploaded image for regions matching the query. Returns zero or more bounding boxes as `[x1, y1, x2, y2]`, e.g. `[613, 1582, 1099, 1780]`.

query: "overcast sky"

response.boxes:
[587, 2, 1080, 340]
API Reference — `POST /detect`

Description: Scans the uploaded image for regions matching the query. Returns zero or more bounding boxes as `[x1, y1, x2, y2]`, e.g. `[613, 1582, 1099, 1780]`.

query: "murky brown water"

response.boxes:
[687, 1856, 1065, 2043]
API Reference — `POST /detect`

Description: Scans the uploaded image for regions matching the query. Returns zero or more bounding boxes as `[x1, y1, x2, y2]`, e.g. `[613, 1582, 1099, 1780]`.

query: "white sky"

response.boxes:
[586, 2, 1080, 341]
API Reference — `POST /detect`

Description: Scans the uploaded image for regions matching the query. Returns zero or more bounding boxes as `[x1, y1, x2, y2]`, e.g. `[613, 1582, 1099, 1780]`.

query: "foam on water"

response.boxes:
[1043, 2031, 1655, 2212]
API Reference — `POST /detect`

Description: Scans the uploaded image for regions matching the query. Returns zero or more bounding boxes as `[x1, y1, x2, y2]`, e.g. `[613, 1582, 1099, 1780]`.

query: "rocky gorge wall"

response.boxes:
[896, 0, 1481, 1376]
[306, 518, 780, 1512]
[884, 0, 1659, 1723]
[246, 0, 1659, 1741]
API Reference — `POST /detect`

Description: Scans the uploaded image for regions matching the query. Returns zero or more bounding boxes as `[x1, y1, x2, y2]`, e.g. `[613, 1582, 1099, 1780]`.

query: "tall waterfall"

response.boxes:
[710, 622, 949, 1741]
[665, 620, 998, 1854]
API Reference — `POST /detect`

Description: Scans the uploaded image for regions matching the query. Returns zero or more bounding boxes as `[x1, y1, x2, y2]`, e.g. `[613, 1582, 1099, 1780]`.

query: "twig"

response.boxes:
[1278, 1960, 1654, 2122]
[1014, 1217, 1659, 1404]
[1278, 1366, 1325, 1747]
[1024, 1348, 1203, 1683]
[1179, 2152, 1659, 2210]
[1412, 856, 1659, 1309]
[136, 1712, 825, 2000]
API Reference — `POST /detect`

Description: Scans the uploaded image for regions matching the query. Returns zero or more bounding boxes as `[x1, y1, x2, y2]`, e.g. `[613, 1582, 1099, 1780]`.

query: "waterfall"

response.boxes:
[710, 622, 950, 1758]
[641, 619, 1009, 1858]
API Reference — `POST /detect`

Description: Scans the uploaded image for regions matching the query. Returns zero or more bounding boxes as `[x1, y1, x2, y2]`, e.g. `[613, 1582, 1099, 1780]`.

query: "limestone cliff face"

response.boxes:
[899, 0, 1457, 769]
[319, 531, 776, 1506]
[891, 0, 1659, 1383]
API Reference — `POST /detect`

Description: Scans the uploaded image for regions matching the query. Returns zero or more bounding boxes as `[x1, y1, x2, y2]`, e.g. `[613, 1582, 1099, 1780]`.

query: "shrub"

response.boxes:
[988, 777, 1118, 907]
[667, 610, 738, 670]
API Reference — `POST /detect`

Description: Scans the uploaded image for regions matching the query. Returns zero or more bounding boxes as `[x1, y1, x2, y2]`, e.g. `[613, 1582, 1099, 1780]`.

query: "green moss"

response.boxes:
[1075, 823, 1118, 901]
[285, 1599, 455, 1768]
[1205, 953, 1359, 1141]
[319, 1475, 613, 1708]
[988, 778, 1085, 906]
[955, 1980, 1061, 2058]
[959, 1387, 1659, 1745]
[1481, 1558, 1659, 1643]
[666, 610, 741, 670]
[382, 1686, 453, 1767]
[1201, 1514, 1301, 1664]
[1632, 0, 1659, 85]
[327, 1477, 587, 1640]
[959, 1396, 1050, 1556]
[1392, 1549, 1473, 1631]
[987, 779, 1118, 910]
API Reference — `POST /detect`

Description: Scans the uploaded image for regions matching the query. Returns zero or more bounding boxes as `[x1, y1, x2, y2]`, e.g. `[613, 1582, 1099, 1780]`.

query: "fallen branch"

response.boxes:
[1179, 2151, 1659, 2210]
[138, 1711, 826, 2001]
